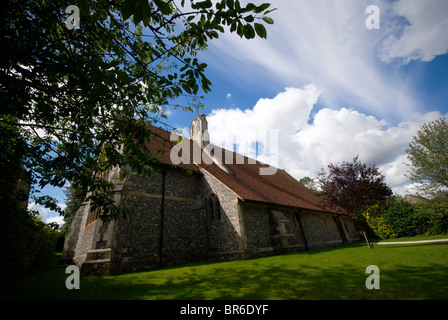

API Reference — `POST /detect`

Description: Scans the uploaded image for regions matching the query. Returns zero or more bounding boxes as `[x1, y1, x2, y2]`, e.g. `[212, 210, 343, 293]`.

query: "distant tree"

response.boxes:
[318, 156, 392, 215]
[406, 117, 448, 197]
[413, 197, 448, 235]
[299, 176, 318, 193]
[317, 156, 393, 246]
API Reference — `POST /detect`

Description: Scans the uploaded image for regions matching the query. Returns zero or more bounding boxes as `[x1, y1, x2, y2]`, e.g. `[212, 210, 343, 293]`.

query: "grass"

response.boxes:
[3, 240, 448, 300]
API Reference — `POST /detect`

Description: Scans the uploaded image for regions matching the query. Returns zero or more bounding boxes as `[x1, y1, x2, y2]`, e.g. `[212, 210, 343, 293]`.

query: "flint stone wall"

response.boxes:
[241, 201, 360, 256]
[62, 163, 360, 276]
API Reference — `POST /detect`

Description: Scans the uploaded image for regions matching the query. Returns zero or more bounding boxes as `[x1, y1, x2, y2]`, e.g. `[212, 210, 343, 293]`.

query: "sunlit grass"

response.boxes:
[4, 241, 448, 300]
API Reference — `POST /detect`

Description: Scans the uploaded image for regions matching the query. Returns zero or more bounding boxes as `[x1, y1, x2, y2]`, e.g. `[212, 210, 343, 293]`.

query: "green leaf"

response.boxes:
[200, 14, 206, 26]
[235, 0, 241, 11]
[243, 24, 255, 39]
[253, 3, 270, 13]
[154, 0, 172, 15]
[264, 8, 278, 15]
[133, 8, 143, 24]
[254, 23, 267, 39]
[181, 82, 192, 94]
[244, 15, 254, 23]
[195, 0, 213, 9]
[243, 3, 256, 13]
[261, 16, 274, 24]
[141, 1, 153, 26]
[237, 22, 244, 37]
[216, 0, 225, 10]
[121, 0, 137, 20]
[230, 20, 237, 33]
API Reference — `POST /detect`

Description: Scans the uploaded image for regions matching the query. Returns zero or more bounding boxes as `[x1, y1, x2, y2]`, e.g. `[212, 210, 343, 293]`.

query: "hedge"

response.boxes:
[0, 204, 59, 289]
[363, 196, 448, 239]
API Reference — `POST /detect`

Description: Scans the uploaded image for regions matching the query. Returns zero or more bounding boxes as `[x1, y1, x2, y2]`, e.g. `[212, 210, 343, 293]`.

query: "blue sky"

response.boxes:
[167, 0, 448, 180]
[35, 0, 448, 226]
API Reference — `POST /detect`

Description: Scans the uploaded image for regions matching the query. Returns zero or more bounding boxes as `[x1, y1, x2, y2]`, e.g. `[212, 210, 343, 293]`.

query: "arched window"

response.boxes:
[207, 194, 221, 222]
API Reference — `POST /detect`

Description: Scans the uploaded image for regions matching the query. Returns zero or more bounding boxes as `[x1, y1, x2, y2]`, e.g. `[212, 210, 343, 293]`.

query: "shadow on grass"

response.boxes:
[3, 244, 448, 300]
[78, 264, 448, 300]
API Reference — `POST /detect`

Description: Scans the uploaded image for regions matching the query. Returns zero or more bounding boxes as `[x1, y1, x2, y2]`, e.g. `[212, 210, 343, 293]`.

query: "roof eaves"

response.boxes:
[240, 198, 348, 216]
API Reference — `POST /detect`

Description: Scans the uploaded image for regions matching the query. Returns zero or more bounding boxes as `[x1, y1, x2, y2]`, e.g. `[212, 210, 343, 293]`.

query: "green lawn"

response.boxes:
[3, 240, 448, 300]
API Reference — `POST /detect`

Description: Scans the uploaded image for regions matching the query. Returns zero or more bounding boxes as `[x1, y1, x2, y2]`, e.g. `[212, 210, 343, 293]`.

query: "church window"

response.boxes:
[85, 168, 111, 227]
[207, 194, 221, 222]
[86, 204, 100, 227]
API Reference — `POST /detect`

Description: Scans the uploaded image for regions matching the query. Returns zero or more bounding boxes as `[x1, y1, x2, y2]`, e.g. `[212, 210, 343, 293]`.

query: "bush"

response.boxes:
[383, 197, 420, 237]
[29, 216, 60, 268]
[364, 197, 421, 239]
[363, 204, 398, 239]
[414, 197, 448, 235]
[363, 196, 448, 239]
[0, 204, 60, 288]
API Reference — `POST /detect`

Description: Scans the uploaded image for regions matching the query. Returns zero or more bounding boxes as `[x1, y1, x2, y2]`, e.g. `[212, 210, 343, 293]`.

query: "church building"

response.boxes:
[61, 114, 359, 275]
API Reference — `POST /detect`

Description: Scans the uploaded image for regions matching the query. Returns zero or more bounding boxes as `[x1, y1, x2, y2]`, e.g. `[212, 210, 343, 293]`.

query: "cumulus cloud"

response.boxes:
[28, 202, 51, 220]
[378, 0, 448, 64]
[207, 85, 445, 192]
[28, 202, 66, 227]
[208, 84, 322, 157]
[46, 216, 65, 227]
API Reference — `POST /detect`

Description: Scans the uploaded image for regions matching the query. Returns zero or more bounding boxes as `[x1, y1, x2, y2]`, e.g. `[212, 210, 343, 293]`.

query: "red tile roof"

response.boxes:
[146, 125, 347, 215]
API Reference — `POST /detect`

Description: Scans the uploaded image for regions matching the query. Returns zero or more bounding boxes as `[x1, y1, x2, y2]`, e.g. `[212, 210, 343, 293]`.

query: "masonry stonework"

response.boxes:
[61, 115, 360, 275]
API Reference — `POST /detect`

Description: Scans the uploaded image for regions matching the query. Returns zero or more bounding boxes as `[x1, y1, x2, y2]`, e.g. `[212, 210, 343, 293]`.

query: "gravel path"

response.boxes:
[375, 239, 448, 245]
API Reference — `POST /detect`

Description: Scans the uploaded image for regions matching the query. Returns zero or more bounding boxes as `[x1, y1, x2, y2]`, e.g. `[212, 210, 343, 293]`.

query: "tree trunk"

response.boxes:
[362, 230, 374, 248]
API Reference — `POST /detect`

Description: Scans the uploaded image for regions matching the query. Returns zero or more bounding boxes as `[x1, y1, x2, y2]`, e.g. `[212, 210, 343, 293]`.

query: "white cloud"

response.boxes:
[57, 202, 67, 212]
[208, 84, 322, 156]
[226, 93, 232, 99]
[207, 85, 445, 190]
[378, 154, 411, 186]
[28, 201, 66, 227]
[392, 182, 426, 197]
[204, 0, 447, 120]
[46, 216, 65, 227]
[28, 202, 51, 220]
[378, 0, 448, 64]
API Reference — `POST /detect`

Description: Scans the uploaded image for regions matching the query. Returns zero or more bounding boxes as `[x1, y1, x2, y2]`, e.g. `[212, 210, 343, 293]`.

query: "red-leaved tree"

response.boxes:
[317, 156, 393, 246]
